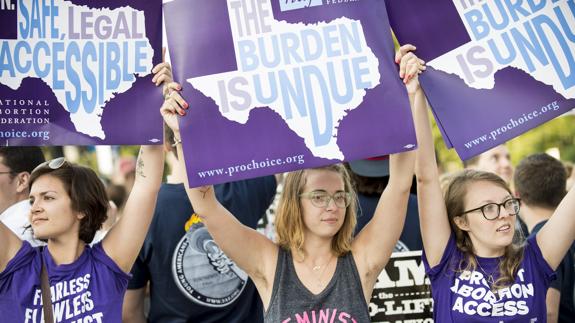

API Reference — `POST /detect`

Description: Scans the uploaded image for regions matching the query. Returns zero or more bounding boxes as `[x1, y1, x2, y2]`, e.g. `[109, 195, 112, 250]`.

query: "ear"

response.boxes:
[76, 212, 87, 221]
[453, 216, 470, 231]
[15, 172, 30, 194]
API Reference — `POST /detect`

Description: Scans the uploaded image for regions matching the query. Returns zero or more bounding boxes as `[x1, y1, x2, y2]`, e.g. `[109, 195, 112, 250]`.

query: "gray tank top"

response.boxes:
[265, 248, 371, 322]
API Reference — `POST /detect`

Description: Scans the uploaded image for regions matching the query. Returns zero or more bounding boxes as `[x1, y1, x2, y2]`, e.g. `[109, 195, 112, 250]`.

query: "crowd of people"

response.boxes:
[0, 44, 573, 323]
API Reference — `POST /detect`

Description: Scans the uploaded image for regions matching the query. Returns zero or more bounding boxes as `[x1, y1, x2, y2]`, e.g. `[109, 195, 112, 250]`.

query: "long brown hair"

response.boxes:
[445, 169, 524, 290]
[275, 164, 357, 260]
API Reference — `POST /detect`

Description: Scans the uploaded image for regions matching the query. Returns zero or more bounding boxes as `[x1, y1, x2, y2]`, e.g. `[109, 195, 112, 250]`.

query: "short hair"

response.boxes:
[0, 147, 45, 177]
[514, 153, 567, 209]
[275, 164, 357, 259]
[30, 161, 109, 244]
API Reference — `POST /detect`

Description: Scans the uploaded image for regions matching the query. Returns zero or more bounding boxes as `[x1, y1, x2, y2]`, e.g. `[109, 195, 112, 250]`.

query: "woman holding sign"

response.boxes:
[401, 47, 575, 322]
[159, 45, 425, 321]
[0, 63, 169, 322]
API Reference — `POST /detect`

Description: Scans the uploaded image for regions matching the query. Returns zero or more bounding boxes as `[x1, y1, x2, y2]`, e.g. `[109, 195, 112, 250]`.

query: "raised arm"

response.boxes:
[536, 183, 575, 269]
[352, 152, 414, 292]
[400, 45, 452, 268]
[102, 145, 163, 273]
[352, 45, 423, 297]
[101, 58, 169, 272]
[0, 221, 23, 272]
[160, 79, 278, 301]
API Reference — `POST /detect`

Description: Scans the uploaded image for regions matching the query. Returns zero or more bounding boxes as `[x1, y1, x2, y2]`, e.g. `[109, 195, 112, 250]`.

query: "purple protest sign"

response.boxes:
[0, 0, 163, 146]
[386, 0, 575, 160]
[164, 0, 416, 187]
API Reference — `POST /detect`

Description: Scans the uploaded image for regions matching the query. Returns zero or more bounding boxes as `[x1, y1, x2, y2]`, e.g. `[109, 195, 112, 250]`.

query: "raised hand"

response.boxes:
[150, 48, 188, 134]
[395, 44, 426, 95]
[160, 82, 187, 133]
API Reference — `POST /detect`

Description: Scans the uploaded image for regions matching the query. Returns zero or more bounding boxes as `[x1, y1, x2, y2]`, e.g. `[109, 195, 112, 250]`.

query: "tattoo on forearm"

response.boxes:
[136, 149, 146, 178]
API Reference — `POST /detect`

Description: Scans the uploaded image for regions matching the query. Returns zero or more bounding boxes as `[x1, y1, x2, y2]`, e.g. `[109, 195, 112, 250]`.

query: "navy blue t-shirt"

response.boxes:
[354, 193, 422, 252]
[128, 176, 277, 323]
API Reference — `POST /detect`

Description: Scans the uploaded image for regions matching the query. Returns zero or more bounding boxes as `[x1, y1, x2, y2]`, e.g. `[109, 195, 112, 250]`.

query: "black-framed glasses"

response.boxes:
[460, 198, 521, 220]
[32, 157, 67, 174]
[300, 191, 352, 209]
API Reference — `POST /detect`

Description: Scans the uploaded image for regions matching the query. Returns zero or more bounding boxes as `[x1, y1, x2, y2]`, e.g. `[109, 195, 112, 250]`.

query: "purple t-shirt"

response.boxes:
[0, 242, 131, 323]
[423, 234, 556, 322]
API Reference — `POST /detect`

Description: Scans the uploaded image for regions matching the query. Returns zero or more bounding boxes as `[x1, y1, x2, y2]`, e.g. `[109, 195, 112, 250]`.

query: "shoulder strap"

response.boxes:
[41, 254, 54, 323]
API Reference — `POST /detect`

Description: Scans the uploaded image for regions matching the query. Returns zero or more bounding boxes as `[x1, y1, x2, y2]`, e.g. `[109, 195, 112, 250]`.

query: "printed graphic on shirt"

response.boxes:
[281, 308, 359, 323]
[172, 214, 248, 307]
[393, 241, 409, 253]
[450, 267, 539, 320]
[370, 251, 433, 322]
[25, 274, 104, 323]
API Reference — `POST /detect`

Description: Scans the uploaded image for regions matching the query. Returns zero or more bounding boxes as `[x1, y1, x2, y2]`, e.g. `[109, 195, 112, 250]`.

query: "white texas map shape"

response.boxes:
[188, 0, 380, 160]
[0, 0, 153, 139]
[429, 0, 575, 99]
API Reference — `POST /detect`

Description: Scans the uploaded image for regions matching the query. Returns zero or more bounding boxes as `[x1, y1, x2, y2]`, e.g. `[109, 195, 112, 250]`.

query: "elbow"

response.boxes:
[415, 166, 440, 185]
[416, 174, 435, 186]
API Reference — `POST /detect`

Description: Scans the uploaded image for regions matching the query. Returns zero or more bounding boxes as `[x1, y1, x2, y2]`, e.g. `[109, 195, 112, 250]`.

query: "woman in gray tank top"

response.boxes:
[160, 44, 426, 322]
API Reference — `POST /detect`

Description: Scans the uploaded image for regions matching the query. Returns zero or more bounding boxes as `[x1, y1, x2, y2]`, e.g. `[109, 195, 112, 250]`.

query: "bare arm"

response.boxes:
[402, 45, 452, 268]
[102, 145, 164, 272]
[161, 83, 278, 304]
[0, 221, 23, 272]
[352, 151, 414, 293]
[352, 45, 424, 300]
[536, 184, 575, 269]
[545, 288, 560, 323]
[122, 288, 147, 323]
[101, 56, 168, 272]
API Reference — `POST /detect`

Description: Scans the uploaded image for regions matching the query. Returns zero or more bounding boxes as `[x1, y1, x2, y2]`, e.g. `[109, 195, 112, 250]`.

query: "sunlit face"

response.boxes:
[456, 181, 516, 257]
[476, 145, 513, 183]
[300, 169, 347, 240]
[0, 157, 20, 214]
[29, 174, 83, 241]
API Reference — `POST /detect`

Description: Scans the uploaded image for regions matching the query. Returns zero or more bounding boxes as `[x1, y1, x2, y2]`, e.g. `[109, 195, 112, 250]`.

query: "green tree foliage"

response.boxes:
[433, 114, 575, 172]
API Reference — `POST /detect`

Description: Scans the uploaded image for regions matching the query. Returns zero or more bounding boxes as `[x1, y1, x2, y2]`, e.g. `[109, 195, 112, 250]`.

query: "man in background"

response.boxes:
[0, 147, 45, 246]
[122, 126, 277, 323]
[514, 153, 574, 323]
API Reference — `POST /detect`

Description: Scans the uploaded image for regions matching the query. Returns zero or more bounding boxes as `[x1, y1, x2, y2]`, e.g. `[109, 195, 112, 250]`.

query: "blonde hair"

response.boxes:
[275, 164, 357, 260]
[444, 169, 524, 290]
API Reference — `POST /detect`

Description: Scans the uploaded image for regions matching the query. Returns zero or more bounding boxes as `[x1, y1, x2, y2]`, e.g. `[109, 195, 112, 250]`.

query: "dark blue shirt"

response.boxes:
[129, 176, 277, 323]
[355, 193, 422, 252]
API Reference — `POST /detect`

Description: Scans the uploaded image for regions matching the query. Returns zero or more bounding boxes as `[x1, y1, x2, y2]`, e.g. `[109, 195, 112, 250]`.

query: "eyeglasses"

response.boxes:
[300, 191, 352, 209]
[32, 157, 67, 174]
[0, 170, 15, 175]
[460, 198, 521, 220]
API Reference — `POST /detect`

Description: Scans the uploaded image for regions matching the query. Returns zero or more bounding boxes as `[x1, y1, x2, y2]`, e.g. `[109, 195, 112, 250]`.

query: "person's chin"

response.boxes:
[32, 229, 50, 241]
[495, 235, 514, 249]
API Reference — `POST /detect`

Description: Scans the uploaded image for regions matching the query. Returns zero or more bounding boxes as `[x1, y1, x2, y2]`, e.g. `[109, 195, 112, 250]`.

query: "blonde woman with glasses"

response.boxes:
[159, 44, 425, 322]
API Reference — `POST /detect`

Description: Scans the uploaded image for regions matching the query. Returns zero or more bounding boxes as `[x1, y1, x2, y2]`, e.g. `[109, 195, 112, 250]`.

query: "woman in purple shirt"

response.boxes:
[0, 60, 171, 323]
[400, 46, 575, 322]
